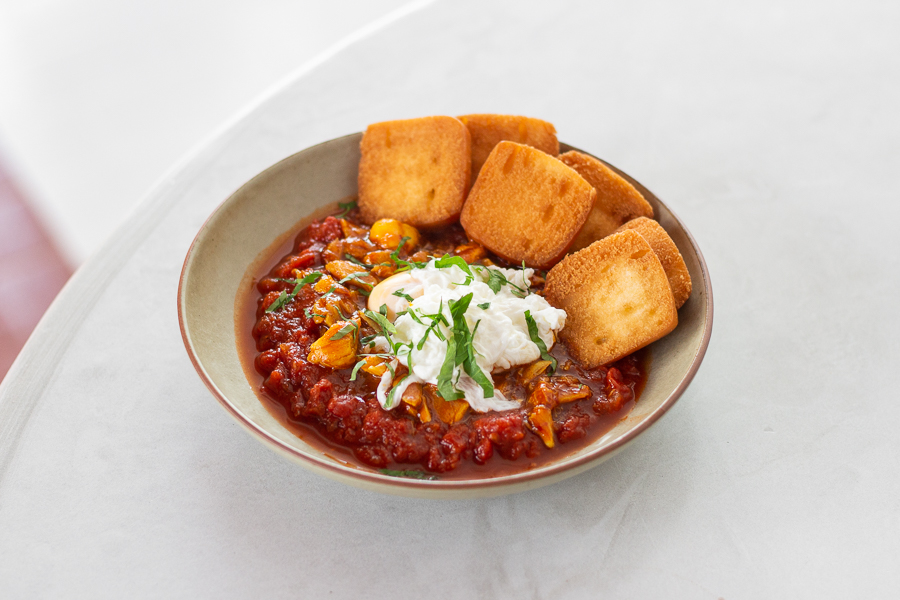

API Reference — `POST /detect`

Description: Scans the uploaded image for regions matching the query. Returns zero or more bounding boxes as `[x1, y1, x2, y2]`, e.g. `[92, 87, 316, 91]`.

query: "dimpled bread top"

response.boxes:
[358, 116, 471, 228]
[559, 151, 654, 251]
[544, 230, 678, 368]
[460, 141, 594, 269]
[458, 114, 559, 180]
[616, 217, 692, 308]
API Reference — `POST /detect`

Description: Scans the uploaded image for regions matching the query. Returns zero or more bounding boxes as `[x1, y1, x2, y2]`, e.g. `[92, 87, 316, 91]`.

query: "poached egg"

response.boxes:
[367, 259, 566, 412]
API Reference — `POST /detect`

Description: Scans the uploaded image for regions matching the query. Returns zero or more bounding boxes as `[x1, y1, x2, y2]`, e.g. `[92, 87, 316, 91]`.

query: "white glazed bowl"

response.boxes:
[178, 133, 713, 499]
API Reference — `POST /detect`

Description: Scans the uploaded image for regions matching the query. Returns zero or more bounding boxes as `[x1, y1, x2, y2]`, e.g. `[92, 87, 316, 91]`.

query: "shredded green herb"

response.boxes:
[405, 308, 425, 326]
[339, 271, 374, 288]
[393, 289, 415, 303]
[417, 300, 448, 349]
[385, 375, 407, 409]
[337, 200, 357, 218]
[344, 253, 369, 268]
[388, 236, 412, 270]
[363, 308, 396, 335]
[304, 306, 326, 320]
[450, 296, 493, 398]
[482, 268, 528, 297]
[433, 293, 494, 401]
[477, 302, 490, 310]
[434, 255, 474, 285]
[365, 312, 411, 353]
[437, 335, 465, 401]
[329, 322, 357, 340]
[349, 358, 366, 381]
[266, 272, 323, 312]
[524, 310, 557, 373]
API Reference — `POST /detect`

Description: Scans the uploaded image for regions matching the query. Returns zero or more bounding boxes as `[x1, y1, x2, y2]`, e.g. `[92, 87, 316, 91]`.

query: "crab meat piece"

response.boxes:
[360, 355, 389, 377]
[527, 405, 555, 448]
[325, 260, 376, 290]
[307, 320, 358, 369]
[425, 384, 468, 425]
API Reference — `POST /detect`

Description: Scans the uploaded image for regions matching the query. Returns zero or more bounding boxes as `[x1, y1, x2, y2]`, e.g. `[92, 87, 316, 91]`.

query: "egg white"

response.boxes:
[370, 260, 566, 412]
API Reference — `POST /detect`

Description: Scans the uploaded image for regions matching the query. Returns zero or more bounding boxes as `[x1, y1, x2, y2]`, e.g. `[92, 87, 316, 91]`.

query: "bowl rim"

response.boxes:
[177, 132, 714, 495]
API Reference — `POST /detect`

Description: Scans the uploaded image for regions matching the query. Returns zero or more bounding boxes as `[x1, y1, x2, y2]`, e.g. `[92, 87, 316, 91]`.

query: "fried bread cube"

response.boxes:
[544, 230, 677, 368]
[358, 116, 471, 228]
[460, 141, 594, 269]
[617, 217, 692, 308]
[558, 151, 654, 251]
[458, 114, 559, 179]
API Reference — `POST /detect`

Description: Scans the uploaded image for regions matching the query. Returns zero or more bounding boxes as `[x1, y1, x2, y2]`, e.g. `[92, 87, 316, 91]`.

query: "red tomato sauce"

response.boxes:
[241, 208, 646, 479]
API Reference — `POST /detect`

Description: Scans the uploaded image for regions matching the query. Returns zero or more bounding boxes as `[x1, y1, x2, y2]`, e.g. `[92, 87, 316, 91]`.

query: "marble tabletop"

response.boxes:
[2, 0, 898, 597]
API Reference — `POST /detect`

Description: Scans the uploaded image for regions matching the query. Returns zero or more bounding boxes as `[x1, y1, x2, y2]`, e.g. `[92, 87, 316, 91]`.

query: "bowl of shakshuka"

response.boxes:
[178, 114, 713, 498]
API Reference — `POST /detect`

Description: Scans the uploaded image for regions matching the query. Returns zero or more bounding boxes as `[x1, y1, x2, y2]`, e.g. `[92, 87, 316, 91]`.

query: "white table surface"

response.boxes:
[0, 0, 407, 262]
[2, 0, 899, 597]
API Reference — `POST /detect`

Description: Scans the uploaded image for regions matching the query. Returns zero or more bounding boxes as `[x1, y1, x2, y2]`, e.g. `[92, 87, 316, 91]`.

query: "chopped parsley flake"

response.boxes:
[349, 358, 366, 381]
[329, 322, 357, 340]
[266, 272, 323, 313]
[337, 200, 357, 218]
[393, 289, 415, 303]
[525, 310, 557, 373]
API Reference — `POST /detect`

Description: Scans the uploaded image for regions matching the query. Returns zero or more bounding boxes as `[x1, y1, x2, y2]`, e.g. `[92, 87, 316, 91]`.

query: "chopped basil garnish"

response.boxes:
[385, 375, 407, 409]
[304, 306, 326, 320]
[477, 302, 490, 310]
[349, 358, 366, 381]
[363, 308, 396, 335]
[388, 236, 419, 272]
[406, 308, 425, 326]
[338, 271, 374, 288]
[433, 255, 474, 285]
[524, 310, 557, 373]
[437, 335, 464, 401]
[484, 269, 505, 294]
[329, 322, 357, 340]
[417, 300, 448, 349]
[393, 289, 415, 303]
[434, 293, 494, 401]
[266, 272, 323, 312]
[344, 253, 369, 268]
[482, 268, 528, 297]
[337, 200, 357, 218]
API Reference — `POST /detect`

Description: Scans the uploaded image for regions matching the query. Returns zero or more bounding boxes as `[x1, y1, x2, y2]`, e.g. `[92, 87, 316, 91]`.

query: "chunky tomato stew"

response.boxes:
[250, 208, 646, 478]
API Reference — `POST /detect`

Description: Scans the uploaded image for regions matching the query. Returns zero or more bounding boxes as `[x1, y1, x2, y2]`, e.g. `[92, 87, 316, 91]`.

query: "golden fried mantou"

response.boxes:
[617, 217, 692, 308]
[358, 116, 471, 228]
[458, 114, 559, 179]
[544, 230, 677, 368]
[460, 141, 594, 269]
[558, 151, 654, 251]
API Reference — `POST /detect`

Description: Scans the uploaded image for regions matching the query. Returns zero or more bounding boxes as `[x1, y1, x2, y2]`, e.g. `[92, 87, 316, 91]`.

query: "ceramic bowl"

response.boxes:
[178, 132, 713, 499]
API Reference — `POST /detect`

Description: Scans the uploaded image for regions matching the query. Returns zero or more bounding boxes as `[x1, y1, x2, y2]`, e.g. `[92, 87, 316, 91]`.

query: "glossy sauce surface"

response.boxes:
[238, 207, 647, 479]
